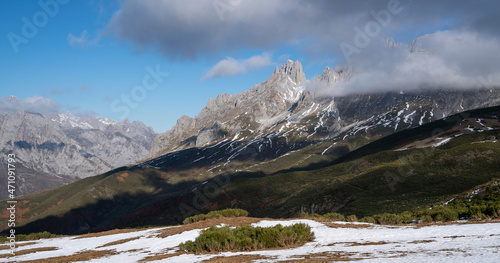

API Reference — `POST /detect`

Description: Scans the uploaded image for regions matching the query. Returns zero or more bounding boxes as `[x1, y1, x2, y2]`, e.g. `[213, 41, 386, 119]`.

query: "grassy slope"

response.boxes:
[0, 166, 206, 234]
[209, 114, 500, 218]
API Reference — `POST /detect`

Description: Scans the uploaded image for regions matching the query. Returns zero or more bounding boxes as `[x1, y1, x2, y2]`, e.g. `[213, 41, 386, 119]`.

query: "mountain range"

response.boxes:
[2, 55, 499, 235]
[0, 98, 156, 199]
[148, 59, 500, 178]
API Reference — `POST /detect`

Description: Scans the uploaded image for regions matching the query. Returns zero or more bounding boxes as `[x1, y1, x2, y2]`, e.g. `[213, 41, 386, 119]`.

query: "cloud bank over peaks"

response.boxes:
[309, 30, 500, 97]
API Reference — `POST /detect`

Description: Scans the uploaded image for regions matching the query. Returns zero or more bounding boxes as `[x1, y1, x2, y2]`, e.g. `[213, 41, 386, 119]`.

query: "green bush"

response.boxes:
[374, 213, 403, 225]
[323, 213, 346, 221]
[183, 209, 249, 224]
[298, 212, 311, 218]
[399, 211, 416, 224]
[346, 215, 358, 222]
[300, 182, 500, 225]
[418, 215, 433, 224]
[179, 223, 315, 253]
[432, 207, 459, 222]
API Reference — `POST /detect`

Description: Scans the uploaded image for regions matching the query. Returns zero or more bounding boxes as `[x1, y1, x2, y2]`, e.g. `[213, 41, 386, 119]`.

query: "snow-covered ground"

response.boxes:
[1, 220, 499, 262]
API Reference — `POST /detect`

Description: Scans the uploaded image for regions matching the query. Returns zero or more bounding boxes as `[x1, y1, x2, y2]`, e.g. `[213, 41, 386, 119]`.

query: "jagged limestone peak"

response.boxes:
[270, 60, 306, 84]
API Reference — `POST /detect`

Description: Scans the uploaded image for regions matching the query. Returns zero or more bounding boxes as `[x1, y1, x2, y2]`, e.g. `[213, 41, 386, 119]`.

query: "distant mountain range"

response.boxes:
[0, 98, 156, 199]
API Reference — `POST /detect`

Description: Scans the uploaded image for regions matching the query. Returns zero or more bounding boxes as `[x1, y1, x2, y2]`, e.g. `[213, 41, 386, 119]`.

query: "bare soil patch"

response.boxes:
[0, 242, 37, 251]
[74, 228, 149, 239]
[278, 251, 362, 262]
[203, 254, 272, 263]
[0, 246, 58, 258]
[323, 222, 373, 229]
[139, 251, 186, 262]
[96, 236, 141, 248]
[16, 249, 117, 263]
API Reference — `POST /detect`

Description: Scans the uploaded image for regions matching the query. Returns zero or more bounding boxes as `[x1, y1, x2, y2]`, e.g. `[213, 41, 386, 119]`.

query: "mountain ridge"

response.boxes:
[148, 58, 500, 170]
[0, 106, 157, 198]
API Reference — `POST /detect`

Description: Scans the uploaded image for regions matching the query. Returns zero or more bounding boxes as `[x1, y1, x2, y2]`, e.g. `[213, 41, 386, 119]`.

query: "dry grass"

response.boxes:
[323, 222, 373, 229]
[203, 255, 272, 263]
[139, 251, 186, 262]
[16, 249, 117, 263]
[96, 236, 141, 248]
[347, 241, 390, 246]
[327, 241, 393, 247]
[158, 217, 265, 238]
[443, 235, 466, 239]
[0, 242, 37, 251]
[74, 227, 149, 239]
[278, 252, 362, 262]
[412, 219, 500, 228]
[408, 239, 435, 244]
[0, 246, 58, 258]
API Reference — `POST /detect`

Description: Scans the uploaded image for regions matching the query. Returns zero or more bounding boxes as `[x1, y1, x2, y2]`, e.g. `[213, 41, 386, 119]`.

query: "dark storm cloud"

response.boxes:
[106, 0, 500, 93]
[106, 0, 500, 59]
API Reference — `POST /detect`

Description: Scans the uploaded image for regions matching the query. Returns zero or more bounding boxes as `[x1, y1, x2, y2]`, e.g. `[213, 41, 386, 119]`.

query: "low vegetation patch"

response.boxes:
[0, 231, 62, 242]
[179, 223, 314, 253]
[299, 179, 500, 225]
[183, 209, 249, 224]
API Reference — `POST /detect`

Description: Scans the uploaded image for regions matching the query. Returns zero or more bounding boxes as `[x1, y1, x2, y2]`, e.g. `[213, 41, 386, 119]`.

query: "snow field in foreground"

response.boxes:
[0, 219, 498, 262]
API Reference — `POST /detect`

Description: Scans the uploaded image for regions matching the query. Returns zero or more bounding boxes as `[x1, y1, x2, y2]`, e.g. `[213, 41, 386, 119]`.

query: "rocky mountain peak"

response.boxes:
[385, 38, 396, 48]
[319, 65, 353, 85]
[6, 95, 19, 103]
[410, 34, 431, 53]
[270, 60, 306, 84]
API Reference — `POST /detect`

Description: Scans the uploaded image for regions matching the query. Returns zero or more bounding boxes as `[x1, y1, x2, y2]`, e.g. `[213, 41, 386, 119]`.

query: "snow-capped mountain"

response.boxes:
[148, 59, 500, 172]
[0, 105, 156, 198]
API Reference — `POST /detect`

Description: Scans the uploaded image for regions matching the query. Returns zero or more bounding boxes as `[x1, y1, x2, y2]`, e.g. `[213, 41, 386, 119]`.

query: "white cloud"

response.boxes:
[0, 96, 61, 114]
[67, 30, 98, 47]
[204, 53, 272, 79]
[20, 96, 61, 113]
[311, 30, 500, 96]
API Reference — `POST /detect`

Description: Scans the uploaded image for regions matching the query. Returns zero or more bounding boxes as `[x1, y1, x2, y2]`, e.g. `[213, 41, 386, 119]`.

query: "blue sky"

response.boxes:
[1, 0, 498, 132]
[0, 1, 292, 132]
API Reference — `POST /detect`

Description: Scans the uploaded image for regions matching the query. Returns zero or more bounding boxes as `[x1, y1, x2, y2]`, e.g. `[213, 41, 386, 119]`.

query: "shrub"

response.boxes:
[431, 207, 458, 222]
[399, 211, 416, 224]
[418, 215, 433, 224]
[323, 213, 346, 221]
[183, 209, 249, 224]
[179, 223, 314, 253]
[346, 215, 358, 222]
[299, 212, 310, 218]
[374, 213, 403, 225]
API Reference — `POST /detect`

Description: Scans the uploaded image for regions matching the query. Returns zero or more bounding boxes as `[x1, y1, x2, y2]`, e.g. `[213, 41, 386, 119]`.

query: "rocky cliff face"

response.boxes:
[0, 106, 156, 198]
[149, 59, 306, 158]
